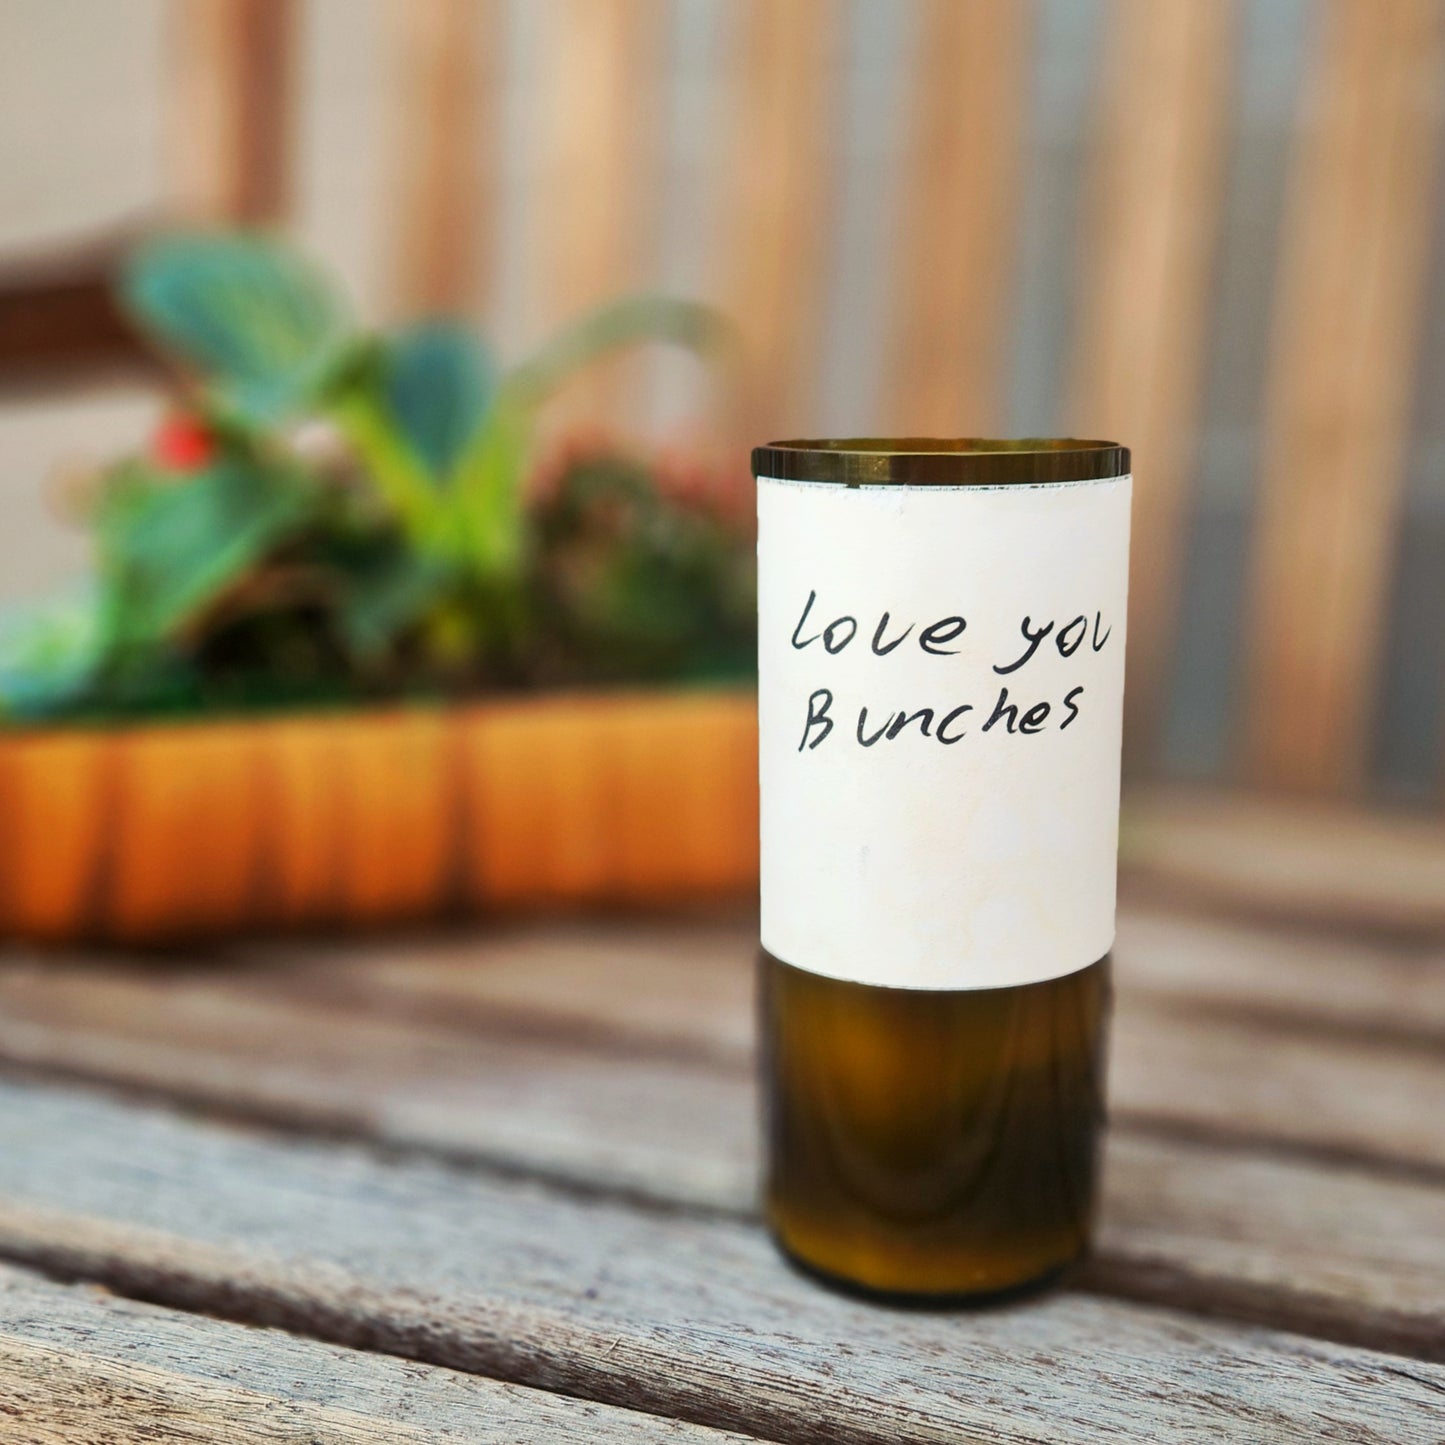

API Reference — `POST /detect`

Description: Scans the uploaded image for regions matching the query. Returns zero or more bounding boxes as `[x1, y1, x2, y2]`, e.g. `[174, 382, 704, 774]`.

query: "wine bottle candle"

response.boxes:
[754, 438, 1131, 1299]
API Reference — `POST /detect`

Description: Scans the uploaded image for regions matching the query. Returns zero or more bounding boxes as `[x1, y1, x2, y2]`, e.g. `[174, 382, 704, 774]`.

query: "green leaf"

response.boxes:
[336, 548, 444, 662]
[330, 380, 446, 546]
[0, 584, 107, 720]
[449, 394, 532, 581]
[436, 298, 726, 589]
[100, 458, 319, 647]
[122, 232, 356, 428]
[506, 296, 729, 406]
[380, 323, 496, 482]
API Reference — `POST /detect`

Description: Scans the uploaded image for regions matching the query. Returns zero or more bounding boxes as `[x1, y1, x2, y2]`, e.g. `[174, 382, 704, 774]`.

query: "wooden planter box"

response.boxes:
[0, 689, 758, 945]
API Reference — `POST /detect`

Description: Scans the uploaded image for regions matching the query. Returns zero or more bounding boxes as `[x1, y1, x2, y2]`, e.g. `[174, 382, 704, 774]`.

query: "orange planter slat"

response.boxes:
[0, 689, 758, 945]
[331, 709, 459, 924]
[103, 724, 265, 942]
[260, 714, 349, 928]
[0, 733, 112, 941]
[457, 704, 545, 908]
[464, 696, 624, 907]
[613, 697, 683, 899]
[532, 701, 618, 902]
[460, 689, 758, 911]
[688, 692, 761, 895]
[613, 691, 759, 903]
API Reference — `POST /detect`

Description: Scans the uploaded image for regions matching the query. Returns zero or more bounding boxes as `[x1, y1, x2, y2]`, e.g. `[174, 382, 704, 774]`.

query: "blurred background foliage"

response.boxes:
[0, 234, 751, 721]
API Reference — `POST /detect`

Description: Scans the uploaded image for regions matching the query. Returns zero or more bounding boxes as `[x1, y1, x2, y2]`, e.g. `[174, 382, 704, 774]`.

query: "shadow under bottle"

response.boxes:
[760, 949, 1111, 1302]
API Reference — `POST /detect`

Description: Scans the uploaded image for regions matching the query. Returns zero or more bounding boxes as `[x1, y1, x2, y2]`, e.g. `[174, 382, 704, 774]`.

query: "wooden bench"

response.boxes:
[0, 848, 1442, 1438]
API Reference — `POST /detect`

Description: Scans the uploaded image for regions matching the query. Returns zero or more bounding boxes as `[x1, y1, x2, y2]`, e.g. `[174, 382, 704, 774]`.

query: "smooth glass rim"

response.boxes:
[751, 437, 1130, 486]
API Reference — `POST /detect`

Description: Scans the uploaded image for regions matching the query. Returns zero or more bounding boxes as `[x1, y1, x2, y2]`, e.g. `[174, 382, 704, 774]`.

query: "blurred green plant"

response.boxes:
[0, 232, 752, 723]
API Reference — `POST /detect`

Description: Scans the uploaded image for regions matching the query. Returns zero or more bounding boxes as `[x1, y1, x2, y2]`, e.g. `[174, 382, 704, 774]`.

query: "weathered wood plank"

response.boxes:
[4, 907, 1442, 1181]
[1068, 0, 1235, 766]
[0, 1263, 759, 1443]
[385, 0, 498, 318]
[245, 917, 757, 1060]
[169, 0, 296, 224]
[1114, 907, 1445, 1045]
[2, 922, 1445, 1356]
[254, 900, 1445, 1052]
[0, 1081, 1438, 1444]
[1122, 787, 1445, 939]
[884, 0, 1033, 433]
[1091, 1134, 1445, 1361]
[1110, 992, 1445, 1176]
[0, 968, 751, 1210]
[1245, 0, 1445, 792]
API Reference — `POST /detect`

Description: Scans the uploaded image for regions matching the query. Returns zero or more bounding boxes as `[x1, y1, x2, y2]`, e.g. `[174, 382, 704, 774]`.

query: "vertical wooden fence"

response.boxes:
[163, 0, 1445, 802]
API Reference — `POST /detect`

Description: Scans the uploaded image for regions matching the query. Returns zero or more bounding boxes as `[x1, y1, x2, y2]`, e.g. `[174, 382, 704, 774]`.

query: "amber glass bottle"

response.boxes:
[754, 439, 1131, 1300]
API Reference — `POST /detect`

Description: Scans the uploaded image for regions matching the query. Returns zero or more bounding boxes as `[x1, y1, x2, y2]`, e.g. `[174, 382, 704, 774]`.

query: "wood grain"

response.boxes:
[884, 0, 1033, 433]
[169, 0, 296, 224]
[1245, 0, 1445, 792]
[1114, 906, 1445, 1045]
[0, 240, 154, 391]
[1121, 788, 1445, 939]
[248, 918, 757, 1061]
[1110, 994, 1445, 1178]
[528, 0, 667, 434]
[1068, 0, 1234, 767]
[534, 0, 665, 326]
[0, 940, 758, 1209]
[2, 907, 1444, 1184]
[7, 906, 1444, 1177]
[386, 0, 498, 318]
[1, 914, 1444, 1358]
[717, 0, 840, 442]
[0, 1263, 759, 1443]
[1092, 1133, 1445, 1360]
[249, 892, 1445, 1053]
[0, 1082, 1438, 1443]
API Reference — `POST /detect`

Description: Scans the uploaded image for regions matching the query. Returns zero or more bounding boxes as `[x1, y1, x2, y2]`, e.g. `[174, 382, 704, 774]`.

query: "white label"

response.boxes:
[757, 473, 1132, 991]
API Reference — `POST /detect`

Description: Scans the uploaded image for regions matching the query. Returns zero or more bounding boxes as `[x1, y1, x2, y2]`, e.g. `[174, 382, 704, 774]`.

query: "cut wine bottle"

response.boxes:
[753, 439, 1131, 1300]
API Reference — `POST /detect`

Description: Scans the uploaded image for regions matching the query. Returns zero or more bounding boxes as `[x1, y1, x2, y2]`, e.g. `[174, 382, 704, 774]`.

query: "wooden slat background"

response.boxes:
[195, 0, 1445, 800]
[533, 0, 666, 428]
[0, 1080, 1440, 1442]
[385, 0, 497, 319]
[4, 0, 1445, 801]
[1244, 0, 1445, 793]
[883, 0, 1033, 435]
[1067, 0, 1235, 765]
[169, 0, 295, 225]
[717, 0, 840, 446]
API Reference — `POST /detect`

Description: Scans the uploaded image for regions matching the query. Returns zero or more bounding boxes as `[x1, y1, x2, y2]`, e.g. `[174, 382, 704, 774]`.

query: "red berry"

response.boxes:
[153, 415, 217, 472]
